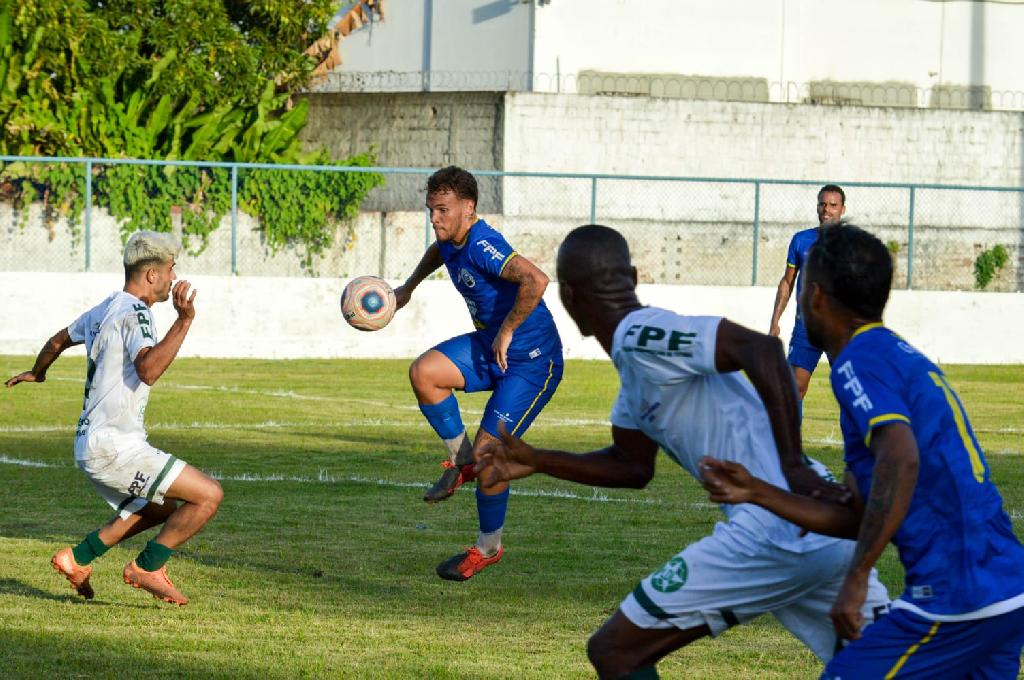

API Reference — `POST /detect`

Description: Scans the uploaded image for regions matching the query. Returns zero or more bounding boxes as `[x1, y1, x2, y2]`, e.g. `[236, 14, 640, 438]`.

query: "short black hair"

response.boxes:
[818, 184, 846, 204]
[426, 166, 478, 205]
[557, 225, 633, 288]
[805, 223, 892, 320]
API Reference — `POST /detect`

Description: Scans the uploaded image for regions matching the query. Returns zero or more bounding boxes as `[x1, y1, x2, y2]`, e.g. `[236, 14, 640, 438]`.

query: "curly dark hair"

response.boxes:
[426, 166, 478, 205]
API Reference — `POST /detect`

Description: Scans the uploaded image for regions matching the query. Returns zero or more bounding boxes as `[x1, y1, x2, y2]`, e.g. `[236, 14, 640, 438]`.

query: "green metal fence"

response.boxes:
[1, 155, 1021, 292]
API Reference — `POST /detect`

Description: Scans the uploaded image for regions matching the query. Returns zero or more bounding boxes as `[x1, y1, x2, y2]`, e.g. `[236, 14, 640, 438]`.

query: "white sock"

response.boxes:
[476, 528, 503, 557]
[443, 433, 474, 466]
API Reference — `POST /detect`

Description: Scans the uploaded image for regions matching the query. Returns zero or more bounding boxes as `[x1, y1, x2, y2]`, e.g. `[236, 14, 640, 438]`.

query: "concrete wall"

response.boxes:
[2, 273, 1020, 364]
[327, 0, 1024, 104]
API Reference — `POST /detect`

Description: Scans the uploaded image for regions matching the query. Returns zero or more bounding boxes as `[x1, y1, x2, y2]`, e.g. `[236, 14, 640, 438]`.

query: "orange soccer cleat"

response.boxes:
[436, 545, 504, 581]
[51, 547, 95, 599]
[123, 561, 189, 606]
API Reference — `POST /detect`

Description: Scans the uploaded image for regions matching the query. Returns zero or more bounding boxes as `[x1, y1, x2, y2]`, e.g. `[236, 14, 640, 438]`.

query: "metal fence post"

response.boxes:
[84, 160, 92, 272]
[230, 165, 238, 275]
[751, 181, 761, 285]
[907, 186, 916, 289]
[589, 177, 597, 224]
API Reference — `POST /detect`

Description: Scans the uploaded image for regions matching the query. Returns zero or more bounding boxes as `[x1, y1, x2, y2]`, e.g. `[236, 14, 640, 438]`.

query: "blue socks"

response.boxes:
[419, 394, 465, 440]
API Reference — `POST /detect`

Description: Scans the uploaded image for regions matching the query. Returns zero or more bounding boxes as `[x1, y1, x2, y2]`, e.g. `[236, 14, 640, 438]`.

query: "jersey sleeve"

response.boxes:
[67, 309, 92, 344]
[609, 386, 639, 430]
[466, 231, 518, 279]
[831, 353, 911, 446]
[785, 233, 801, 269]
[120, 304, 158, 361]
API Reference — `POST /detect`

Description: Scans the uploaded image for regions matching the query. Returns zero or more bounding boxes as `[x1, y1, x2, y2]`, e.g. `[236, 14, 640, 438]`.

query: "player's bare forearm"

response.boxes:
[7, 328, 77, 386]
[135, 317, 192, 386]
[533, 446, 655, 489]
[846, 424, 919, 578]
[403, 243, 443, 292]
[498, 255, 548, 336]
[769, 271, 794, 334]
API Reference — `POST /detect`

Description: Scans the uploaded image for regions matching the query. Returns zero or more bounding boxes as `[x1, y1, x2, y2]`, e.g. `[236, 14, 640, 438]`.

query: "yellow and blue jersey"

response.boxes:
[832, 324, 1024, 619]
[785, 227, 819, 320]
[438, 219, 560, 360]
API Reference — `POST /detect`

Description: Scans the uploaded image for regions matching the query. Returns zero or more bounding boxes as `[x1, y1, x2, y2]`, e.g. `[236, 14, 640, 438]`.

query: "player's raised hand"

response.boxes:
[172, 280, 197, 321]
[475, 421, 539, 485]
[830, 572, 868, 641]
[393, 284, 412, 311]
[5, 370, 42, 388]
[699, 457, 758, 504]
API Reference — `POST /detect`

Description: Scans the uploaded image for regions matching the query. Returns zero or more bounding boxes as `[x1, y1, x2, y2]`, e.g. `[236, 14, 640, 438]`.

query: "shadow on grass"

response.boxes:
[0, 578, 85, 604]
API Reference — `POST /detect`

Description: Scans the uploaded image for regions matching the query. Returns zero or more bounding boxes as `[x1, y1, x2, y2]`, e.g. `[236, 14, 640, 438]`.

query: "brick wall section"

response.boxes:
[298, 91, 506, 212]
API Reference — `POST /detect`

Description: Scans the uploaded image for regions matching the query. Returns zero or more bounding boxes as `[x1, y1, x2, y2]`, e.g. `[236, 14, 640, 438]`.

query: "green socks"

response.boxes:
[135, 539, 174, 572]
[71, 530, 110, 566]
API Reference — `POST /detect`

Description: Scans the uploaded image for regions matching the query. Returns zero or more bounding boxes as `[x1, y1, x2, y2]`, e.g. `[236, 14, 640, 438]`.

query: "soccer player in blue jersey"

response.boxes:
[769, 185, 846, 401]
[703, 224, 1024, 679]
[394, 166, 563, 581]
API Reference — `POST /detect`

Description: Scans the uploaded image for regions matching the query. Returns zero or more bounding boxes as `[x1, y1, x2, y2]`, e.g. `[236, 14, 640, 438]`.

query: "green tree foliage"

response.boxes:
[0, 1, 384, 263]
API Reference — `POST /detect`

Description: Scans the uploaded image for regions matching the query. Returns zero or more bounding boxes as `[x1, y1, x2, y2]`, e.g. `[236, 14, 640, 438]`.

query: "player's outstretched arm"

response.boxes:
[476, 422, 658, 489]
[5, 328, 79, 387]
[393, 243, 443, 311]
[699, 457, 861, 538]
[492, 254, 549, 371]
[135, 281, 196, 386]
[713, 319, 851, 505]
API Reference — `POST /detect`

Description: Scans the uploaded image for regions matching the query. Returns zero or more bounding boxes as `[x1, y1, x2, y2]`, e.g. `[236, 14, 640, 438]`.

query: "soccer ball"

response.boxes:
[340, 276, 396, 331]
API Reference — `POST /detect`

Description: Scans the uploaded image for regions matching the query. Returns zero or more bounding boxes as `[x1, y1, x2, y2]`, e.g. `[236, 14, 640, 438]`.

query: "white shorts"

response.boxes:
[619, 521, 891, 661]
[74, 430, 187, 520]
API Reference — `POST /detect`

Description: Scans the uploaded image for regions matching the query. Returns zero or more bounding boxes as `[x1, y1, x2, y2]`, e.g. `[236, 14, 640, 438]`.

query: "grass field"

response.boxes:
[1, 355, 1022, 679]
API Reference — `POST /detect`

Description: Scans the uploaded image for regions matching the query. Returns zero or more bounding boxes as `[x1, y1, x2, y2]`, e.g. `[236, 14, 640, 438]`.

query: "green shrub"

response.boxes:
[973, 244, 1009, 290]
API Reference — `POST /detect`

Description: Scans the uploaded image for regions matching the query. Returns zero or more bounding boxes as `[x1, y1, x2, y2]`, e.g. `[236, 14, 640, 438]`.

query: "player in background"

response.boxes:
[393, 166, 563, 581]
[769, 184, 846, 402]
[703, 224, 1024, 679]
[6, 231, 223, 606]
[474, 224, 888, 679]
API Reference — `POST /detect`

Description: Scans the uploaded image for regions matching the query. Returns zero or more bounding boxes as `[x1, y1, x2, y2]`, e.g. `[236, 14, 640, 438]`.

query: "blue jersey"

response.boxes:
[438, 219, 560, 360]
[832, 324, 1024, 619]
[785, 227, 819, 320]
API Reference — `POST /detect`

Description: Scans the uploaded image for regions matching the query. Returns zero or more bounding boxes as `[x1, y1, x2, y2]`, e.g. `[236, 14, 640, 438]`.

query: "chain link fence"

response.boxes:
[1, 156, 1021, 292]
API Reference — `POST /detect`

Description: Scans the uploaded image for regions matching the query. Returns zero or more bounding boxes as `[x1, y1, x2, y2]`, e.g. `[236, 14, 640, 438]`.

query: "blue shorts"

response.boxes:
[434, 332, 563, 438]
[788, 319, 825, 373]
[823, 605, 1024, 680]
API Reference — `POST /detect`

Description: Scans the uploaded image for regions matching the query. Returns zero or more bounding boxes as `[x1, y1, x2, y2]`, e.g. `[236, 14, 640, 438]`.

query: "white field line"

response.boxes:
[0, 455, 62, 468]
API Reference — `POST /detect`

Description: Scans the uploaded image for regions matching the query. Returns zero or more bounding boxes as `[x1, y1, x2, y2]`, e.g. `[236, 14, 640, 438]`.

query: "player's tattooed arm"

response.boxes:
[5, 327, 80, 387]
[394, 243, 443, 310]
[493, 254, 549, 370]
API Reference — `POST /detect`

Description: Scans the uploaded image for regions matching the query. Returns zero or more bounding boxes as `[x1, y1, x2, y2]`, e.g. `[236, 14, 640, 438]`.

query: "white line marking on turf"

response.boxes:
[0, 455, 62, 468]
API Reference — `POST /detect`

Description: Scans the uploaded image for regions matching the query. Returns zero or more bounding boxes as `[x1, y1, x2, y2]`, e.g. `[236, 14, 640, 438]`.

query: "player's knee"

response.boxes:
[408, 356, 433, 389]
[587, 629, 626, 677]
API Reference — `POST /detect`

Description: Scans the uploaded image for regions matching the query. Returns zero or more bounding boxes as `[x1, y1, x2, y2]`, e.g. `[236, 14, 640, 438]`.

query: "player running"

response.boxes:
[6, 231, 223, 605]
[475, 224, 888, 678]
[394, 166, 563, 581]
[769, 184, 846, 402]
[703, 224, 1024, 679]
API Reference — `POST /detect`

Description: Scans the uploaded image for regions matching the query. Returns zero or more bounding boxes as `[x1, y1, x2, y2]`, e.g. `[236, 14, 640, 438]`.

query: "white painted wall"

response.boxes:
[2, 273, 1020, 365]
[532, 0, 1024, 100]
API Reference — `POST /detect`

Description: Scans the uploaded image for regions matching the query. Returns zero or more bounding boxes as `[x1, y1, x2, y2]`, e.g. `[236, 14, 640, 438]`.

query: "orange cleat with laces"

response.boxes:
[51, 547, 95, 599]
[436, 545, 504, 581]
[123, 561, 189, 606]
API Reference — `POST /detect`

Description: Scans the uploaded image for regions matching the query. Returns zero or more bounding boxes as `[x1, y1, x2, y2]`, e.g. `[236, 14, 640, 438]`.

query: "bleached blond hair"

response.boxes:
[123, 230, 181, 277]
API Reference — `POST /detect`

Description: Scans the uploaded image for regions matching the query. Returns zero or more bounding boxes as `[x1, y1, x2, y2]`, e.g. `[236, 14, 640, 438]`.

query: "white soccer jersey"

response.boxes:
[68, 291, 158, 448]
[610, 307, 836, 553]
